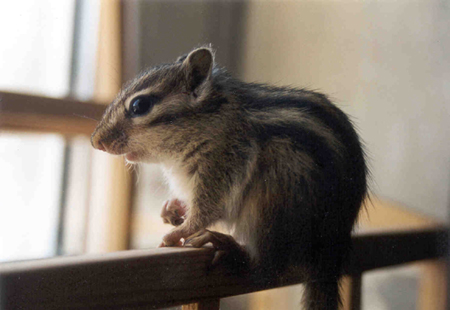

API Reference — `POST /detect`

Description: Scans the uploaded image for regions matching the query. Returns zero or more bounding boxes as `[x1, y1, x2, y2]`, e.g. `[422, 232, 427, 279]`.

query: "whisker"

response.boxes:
[72, 113, 99, 122]
[134, 163, 141, 185]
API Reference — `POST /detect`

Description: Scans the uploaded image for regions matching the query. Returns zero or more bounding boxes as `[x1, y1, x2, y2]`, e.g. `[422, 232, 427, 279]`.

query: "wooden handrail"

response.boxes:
[0, 228, 447, 310]
[0, 91, 105, 135]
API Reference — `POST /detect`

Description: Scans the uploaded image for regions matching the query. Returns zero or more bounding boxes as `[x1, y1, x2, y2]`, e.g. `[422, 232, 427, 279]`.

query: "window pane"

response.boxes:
[61, 136, 92, 255]
[0, 0, 75, 97]
[0, 133, 65, 262]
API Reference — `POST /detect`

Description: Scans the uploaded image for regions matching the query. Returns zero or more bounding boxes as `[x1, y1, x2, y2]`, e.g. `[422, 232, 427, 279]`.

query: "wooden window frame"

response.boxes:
[0, 91, 104, 135]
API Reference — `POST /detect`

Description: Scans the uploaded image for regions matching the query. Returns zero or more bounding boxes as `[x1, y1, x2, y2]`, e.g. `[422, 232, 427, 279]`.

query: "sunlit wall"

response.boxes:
[241, 0, 450, 220]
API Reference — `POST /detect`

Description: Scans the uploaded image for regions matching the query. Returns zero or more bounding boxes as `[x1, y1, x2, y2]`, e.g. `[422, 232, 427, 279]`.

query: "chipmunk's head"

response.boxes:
[91, 47, 214, 163]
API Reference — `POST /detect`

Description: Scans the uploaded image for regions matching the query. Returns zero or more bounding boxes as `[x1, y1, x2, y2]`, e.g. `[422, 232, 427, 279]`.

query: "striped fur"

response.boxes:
[91, 47, 368, 310]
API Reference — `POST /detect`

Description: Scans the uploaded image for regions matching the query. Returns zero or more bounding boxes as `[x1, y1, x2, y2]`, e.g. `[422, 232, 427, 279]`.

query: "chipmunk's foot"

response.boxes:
[160, 198, 187, 226]
[185, 229, 250, 271]
[159, 228, 185, 247]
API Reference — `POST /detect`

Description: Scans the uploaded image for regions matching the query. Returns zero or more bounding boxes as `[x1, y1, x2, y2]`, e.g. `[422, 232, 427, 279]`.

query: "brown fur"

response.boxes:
[92, 47, 368, 310]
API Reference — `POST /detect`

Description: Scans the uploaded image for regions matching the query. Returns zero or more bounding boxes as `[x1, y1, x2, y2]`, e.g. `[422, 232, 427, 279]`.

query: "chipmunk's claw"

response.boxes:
[161, 199, 187, 227]
[185, 229, 250, 271]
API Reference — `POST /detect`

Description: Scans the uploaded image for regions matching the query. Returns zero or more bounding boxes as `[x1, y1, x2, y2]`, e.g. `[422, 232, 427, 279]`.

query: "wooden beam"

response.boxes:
[0, 229, 446, 310]
[356, 197, 446, 310]
[0, 91, 105, 135]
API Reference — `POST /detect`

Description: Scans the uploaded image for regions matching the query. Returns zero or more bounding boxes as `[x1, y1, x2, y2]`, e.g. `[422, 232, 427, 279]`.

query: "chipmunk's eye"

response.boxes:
[129, 95, 158, 117]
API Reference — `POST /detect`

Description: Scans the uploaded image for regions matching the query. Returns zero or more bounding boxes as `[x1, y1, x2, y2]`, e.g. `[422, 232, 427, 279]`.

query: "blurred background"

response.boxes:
[0, 0, 449, 309]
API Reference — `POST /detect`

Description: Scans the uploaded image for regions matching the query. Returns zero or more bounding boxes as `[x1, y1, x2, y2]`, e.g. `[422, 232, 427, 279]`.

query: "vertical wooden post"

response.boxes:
[417, 260, 447, 310]
[348, 274, 362, 310]
[86, 0, 133, 254]
[94, 0, 122, 104]
[341, 274, 362, 310]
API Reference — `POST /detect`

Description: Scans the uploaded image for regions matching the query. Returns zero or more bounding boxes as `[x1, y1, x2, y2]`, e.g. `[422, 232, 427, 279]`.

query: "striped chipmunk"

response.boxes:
[91, 47, 368, 310]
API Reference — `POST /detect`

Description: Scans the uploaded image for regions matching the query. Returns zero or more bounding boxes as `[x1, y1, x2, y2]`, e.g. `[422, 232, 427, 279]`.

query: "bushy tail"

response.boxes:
[303, 277, 340, 310]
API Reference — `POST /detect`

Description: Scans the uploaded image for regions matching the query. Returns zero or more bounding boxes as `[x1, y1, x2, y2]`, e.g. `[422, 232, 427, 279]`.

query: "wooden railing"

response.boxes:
[0, 228, 447, 310]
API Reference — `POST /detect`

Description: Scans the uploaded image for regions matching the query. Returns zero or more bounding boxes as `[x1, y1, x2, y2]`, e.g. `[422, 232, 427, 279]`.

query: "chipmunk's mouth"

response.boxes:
[125, 152, 140, 162]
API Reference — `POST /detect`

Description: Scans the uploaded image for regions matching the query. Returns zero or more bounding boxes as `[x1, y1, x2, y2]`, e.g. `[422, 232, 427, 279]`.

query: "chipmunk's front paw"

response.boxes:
[160, 198, 187, 226]
[159, 229, 184, 247]
[185, 229, 250, 271]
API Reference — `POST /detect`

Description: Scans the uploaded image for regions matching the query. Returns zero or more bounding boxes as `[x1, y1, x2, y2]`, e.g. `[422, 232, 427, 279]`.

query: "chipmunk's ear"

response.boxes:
[182, 48, 213, 93]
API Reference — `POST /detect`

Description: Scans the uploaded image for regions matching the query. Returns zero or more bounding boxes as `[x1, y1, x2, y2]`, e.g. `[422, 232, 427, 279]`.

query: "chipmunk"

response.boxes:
[91, 47, 368, 310]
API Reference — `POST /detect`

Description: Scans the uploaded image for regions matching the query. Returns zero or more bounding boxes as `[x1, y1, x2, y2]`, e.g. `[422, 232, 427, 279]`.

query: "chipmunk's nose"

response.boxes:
[91, 132, 107, 152]
[97, 141, 106, 152]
